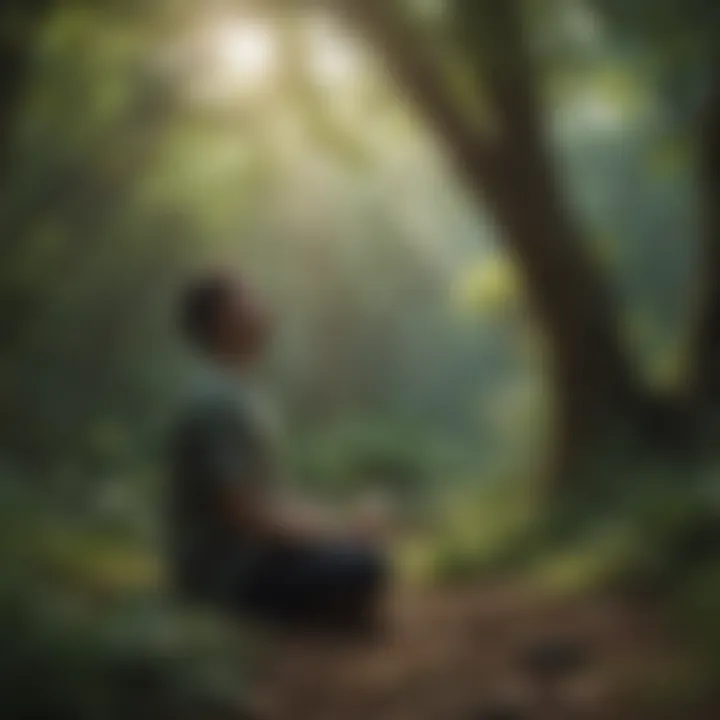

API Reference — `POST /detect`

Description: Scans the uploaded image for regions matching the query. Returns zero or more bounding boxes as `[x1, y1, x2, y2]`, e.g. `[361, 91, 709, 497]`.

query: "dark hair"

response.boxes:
[179, 274, 232, 350]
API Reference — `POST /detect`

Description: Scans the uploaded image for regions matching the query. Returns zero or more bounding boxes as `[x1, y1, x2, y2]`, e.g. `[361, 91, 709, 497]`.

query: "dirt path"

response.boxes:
[251, 583, 691, 720]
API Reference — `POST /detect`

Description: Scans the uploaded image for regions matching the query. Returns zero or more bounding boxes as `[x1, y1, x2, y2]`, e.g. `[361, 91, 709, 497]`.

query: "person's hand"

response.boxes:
[350, 491, 394, 544]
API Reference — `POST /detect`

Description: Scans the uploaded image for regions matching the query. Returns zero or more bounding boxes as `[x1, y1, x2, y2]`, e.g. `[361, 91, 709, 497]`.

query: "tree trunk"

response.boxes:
[479, 146, 639, 485]
[337, 0, 638, 489]
[0, 0, 55, 196]
[690, 65, 720, 410]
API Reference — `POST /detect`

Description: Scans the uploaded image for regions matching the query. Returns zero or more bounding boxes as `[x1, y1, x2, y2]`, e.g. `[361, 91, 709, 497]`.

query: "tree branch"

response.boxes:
[453, 0, 543, 150]
[334, 0, 502, 186]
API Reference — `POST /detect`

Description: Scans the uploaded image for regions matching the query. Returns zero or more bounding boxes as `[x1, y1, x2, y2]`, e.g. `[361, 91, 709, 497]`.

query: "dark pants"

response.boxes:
[238, 541, 387, 630]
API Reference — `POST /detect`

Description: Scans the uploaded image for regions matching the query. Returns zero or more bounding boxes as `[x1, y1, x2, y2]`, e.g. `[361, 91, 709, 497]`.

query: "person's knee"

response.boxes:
[352, 550, 388, 595]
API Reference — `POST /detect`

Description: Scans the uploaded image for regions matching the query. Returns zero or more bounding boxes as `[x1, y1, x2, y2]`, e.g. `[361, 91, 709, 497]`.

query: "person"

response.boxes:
[167, 273, 388, 632]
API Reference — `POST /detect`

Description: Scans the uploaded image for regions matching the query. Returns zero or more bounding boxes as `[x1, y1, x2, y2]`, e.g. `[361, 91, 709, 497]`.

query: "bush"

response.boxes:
[0, 478, 250, 720]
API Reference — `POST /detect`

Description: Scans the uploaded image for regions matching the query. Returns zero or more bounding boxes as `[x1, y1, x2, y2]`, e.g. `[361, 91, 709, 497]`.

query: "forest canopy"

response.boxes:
[1, 0, 712, 491]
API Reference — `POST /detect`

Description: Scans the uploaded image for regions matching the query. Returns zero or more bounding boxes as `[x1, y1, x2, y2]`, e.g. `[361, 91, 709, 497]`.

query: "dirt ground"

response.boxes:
[249, 583, 709, 720]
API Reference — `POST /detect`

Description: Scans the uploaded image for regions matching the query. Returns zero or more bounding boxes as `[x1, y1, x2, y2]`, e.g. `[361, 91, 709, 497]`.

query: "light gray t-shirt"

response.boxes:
[167, 367, 277, 602]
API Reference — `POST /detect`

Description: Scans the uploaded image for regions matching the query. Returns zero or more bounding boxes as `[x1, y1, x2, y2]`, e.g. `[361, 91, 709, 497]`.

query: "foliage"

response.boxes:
[0, 478, 250, 720]
[0, 0, 719, 715]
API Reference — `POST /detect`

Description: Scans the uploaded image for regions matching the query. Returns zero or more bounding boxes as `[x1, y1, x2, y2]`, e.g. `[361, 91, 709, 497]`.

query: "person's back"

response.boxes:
[168, 379, 270, 603]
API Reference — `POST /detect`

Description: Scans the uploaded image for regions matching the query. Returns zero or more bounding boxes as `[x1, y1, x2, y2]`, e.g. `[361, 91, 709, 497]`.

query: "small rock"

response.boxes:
[472, 703, 528, 720]
[519, 638, 594, 683]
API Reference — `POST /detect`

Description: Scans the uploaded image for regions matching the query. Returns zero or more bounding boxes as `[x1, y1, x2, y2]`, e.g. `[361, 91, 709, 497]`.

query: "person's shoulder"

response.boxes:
[182, 369, 260, 433]
[179, 364, 237, 414]
[175, 389, 236, 433]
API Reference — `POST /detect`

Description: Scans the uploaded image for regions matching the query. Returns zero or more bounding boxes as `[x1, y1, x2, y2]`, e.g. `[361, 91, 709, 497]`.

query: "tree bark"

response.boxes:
[0, 0, 55, 197]
[336, 0, 637, 488]
[690, 64, 720, 410]
[481, 149, 638, 481]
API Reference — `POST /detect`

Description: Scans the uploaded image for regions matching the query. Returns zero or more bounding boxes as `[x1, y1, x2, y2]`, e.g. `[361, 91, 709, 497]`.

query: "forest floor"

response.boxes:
[250, 582, 710, 720]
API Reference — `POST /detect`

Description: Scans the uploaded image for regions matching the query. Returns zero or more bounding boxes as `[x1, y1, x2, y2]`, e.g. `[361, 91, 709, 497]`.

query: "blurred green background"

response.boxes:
[2, 0, 720, 717]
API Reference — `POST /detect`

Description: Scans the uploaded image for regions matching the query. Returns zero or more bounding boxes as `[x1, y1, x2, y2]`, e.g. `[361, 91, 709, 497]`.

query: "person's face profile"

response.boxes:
[218, 283, 270, 360]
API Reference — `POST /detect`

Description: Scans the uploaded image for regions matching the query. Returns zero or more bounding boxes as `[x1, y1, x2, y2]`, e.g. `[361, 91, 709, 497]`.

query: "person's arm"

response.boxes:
[186, 402, 387, 546]
[243, 490, 393, 546]
[220, 484, 359, 544]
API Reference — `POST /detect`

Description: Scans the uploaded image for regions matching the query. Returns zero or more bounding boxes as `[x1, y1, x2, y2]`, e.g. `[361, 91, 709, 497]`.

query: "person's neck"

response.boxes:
[210, 350, 255, 378]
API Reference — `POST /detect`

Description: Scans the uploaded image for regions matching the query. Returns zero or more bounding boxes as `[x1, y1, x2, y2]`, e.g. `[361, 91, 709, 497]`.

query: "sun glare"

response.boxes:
[309, 24, 360, 89]
[211, 20, 278, 92]
[185, 15, 361, 105]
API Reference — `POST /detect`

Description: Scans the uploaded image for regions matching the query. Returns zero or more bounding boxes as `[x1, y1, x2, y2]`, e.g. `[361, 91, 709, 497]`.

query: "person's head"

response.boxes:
[180, 273, 270, 365]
